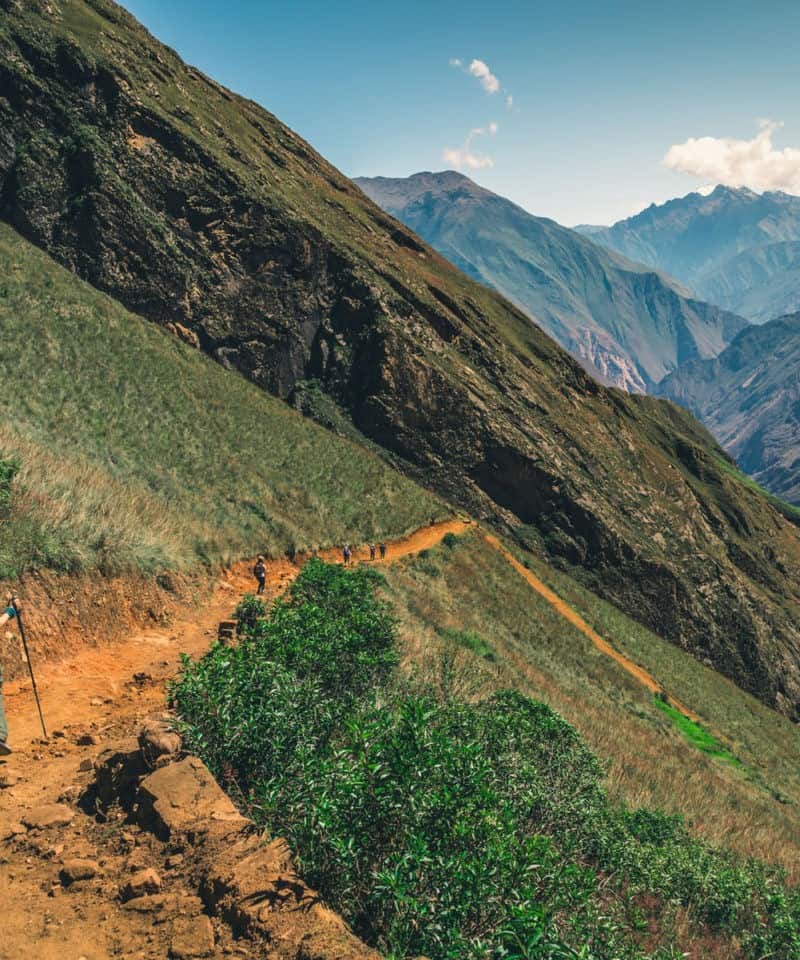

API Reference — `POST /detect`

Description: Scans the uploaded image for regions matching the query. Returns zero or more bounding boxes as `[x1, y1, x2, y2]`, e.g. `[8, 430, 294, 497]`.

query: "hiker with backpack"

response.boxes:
[369, 543, 376, 561]
[0, 596, 21, 755]
[343, 544, 352, 565]
[379, 542, 387, 560]
[253, 555, 267, 595]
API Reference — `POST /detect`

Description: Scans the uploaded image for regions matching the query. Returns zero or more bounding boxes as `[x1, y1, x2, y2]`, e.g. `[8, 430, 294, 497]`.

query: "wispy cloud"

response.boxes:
[450, 56, 514, 109]
[664, 120, 800, 193]
[443, 123, 498, 170]
[468, 58, 499, 94]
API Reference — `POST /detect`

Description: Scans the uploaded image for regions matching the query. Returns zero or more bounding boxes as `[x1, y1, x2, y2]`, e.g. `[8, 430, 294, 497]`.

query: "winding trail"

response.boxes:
[3, 513, 699, 764]
[4, 516, 695, 750]
[483, 533, 700, 722]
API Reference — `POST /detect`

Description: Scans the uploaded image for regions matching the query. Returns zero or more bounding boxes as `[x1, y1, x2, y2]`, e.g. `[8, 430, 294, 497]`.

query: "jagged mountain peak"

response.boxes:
[357, 172, 747, 392]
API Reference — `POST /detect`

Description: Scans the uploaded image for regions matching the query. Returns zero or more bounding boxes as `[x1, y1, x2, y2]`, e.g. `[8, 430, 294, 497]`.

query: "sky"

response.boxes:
[123, 0, 800, 226]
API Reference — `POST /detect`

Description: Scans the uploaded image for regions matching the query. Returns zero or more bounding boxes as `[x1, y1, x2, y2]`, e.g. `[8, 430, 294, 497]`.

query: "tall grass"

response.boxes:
[0, 223, 441, 575]
[383, 532, 800, 880]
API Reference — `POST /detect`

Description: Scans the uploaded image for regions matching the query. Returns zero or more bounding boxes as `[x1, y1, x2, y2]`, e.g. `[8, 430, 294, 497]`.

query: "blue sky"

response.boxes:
[123, 0, 800, 225]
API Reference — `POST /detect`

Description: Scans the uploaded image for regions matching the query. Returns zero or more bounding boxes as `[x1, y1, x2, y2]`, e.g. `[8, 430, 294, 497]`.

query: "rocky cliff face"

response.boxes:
[355, 172, 748, 392]
[656, 314, 800, 505]
[3, 0, 800, 716]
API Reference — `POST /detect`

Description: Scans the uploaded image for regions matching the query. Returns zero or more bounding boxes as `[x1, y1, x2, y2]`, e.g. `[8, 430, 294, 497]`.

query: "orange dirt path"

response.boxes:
[3, 519, 471, 749]
[483, 532, 700, 722]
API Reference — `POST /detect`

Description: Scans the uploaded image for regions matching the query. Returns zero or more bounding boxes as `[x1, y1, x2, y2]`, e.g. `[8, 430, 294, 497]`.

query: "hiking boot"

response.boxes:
[0, 741, 11, 756]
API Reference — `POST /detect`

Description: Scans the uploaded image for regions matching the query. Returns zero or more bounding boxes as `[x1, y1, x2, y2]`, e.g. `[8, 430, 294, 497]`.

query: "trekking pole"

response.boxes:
[10, 594, 47, 738]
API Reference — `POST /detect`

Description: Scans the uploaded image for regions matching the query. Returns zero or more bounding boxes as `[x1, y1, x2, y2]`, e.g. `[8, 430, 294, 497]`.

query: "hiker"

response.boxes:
[379, 542, 387, 560]
[253, 555, 267, 595]
[343, 544, 352, 565]
[0, 596, 20, 756]
[369, 543, 376, 562]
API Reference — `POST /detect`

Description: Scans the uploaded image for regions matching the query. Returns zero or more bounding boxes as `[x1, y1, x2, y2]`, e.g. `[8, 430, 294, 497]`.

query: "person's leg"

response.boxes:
[0, 666, 8, 746]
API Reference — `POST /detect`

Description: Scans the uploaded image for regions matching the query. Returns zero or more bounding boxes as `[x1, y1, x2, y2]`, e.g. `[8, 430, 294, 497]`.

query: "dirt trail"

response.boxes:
[0, 519, 470, 959]
[483, 532, 701, 722]
[0, 516, 698, 959]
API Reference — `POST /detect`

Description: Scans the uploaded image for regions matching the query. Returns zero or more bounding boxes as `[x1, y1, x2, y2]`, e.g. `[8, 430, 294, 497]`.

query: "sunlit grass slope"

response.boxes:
[384, 530, 800, 880]
[0, 222, 441, 575]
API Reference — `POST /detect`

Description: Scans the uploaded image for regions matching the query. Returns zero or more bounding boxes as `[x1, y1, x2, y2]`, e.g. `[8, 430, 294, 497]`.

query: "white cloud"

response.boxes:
[443, 123, 498, 170]
[468, 58, 500, 94]
[450, 57, 514, 109]
[664, 120, 800, 193]
[442, 147, 494, 170]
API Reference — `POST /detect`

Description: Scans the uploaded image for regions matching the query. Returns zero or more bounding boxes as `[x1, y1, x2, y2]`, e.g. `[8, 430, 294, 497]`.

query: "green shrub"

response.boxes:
[0, 454, 19, 516]
[173, 559, 800, 960]
[442, 531, 459, 549]
[235, 594, 266, 632]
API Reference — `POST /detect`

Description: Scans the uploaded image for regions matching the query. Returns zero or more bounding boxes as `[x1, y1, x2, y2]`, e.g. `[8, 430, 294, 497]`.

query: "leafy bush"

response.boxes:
[0, 454, 19, 516]
[235, 594, 266, 632]
[442, 531, 459, 549]
[173, 560, 800, 960]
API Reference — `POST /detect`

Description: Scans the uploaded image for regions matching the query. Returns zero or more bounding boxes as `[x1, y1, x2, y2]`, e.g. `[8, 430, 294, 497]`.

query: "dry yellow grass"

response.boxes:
[383, 531, 800, 880]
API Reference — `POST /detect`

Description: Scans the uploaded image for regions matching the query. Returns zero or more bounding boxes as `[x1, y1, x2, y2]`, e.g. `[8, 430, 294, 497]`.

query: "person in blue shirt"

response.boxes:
[0, 597, 20, 756]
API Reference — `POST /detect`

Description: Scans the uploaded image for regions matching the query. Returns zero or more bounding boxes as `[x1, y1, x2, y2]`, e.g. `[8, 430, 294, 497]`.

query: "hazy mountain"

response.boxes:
[657, 314, 800, 504]
[5, 0, 800, 715]
[356, 172, 746, 392]
[583, 186, 800, 322]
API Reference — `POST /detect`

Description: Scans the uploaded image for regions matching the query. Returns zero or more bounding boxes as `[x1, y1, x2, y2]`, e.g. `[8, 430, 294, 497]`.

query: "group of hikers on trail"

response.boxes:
[342, 542, 386, 565]
[252, 541, 389, 591]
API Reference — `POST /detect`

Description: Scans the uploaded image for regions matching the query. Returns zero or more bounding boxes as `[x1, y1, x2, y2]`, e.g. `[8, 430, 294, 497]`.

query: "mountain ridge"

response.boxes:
[583, 185, 800, 322]
[4, 0, 800, 717]
[356, 171, 748, 392]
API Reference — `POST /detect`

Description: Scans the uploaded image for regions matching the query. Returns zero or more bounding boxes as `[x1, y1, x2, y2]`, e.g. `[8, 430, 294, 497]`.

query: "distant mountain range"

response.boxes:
[582, 186, 800, 323]
[656, 313, 800, 504]
[356, 172, 747, 392]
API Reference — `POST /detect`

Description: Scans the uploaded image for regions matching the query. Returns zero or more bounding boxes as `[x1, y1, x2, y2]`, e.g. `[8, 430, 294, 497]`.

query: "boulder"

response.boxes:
[22, 804, 74, 830]
[136, 756, 246, 839]
[120, 867, 162, 901]
[169, 915, 215, 958]
[60, 858, 100, 885]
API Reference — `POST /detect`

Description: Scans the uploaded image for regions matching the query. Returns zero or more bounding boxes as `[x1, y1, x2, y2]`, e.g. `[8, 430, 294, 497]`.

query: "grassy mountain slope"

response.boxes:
[583, 185, 800, 322]
[4, 1, 800, 718]
[0, 221, 440, 576]
[656, 314, 800, 505]
[356, 171, 747, 392]
[385, 532, 800, 877]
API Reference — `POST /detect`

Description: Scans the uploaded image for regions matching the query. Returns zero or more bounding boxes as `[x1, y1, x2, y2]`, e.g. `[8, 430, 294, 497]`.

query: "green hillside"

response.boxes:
[175, 553, 800, 960]
[0, 221, 440, 576]
[385, 532, 800, 878]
